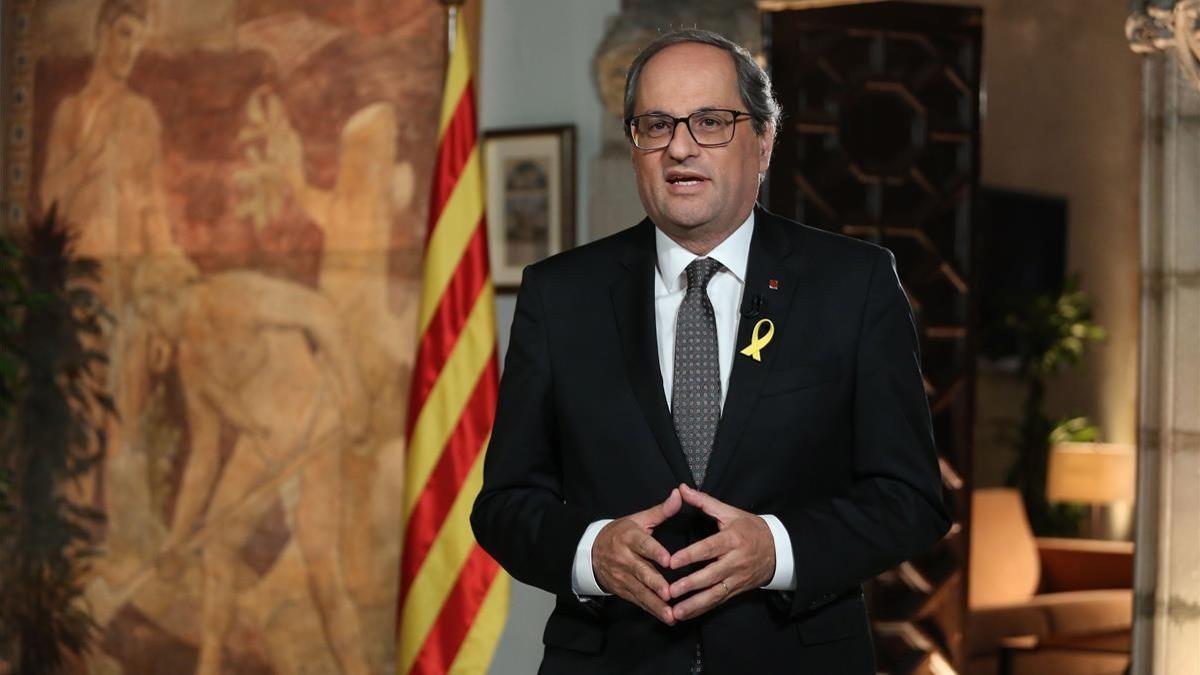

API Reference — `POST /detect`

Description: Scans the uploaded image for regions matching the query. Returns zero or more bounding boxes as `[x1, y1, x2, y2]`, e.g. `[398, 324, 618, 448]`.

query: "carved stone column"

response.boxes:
[587, 0, 759, 240]
[1132, 48, 1200, 675]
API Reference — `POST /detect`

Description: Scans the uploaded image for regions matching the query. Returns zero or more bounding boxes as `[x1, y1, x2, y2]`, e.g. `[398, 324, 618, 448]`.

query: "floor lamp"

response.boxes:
[1046, 442, 1136, 540]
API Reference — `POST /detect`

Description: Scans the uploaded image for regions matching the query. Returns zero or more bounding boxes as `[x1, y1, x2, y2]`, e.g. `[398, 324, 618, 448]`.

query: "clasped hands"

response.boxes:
[591, 484, 775, 625]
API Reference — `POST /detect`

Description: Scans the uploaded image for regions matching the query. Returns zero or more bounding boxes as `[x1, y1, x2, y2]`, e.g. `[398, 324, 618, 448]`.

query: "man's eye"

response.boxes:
[695, 116, 723, 128]
[648, 121, 670, 132]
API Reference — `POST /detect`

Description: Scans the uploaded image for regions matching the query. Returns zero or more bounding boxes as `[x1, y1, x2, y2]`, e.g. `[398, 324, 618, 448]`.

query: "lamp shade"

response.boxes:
[1046, 442, 1136, 504]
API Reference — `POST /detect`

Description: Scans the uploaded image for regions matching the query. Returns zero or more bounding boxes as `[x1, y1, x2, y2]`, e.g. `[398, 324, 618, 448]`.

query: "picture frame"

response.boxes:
[482, 124, 576, 292]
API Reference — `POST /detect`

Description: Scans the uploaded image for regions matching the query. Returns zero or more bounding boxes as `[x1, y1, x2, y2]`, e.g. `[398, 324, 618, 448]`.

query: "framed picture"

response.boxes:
[483, 124, 576, 291]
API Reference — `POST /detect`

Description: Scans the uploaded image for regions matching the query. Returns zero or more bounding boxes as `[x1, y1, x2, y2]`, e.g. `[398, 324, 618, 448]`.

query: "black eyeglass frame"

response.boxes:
[624, 109, 753, 150]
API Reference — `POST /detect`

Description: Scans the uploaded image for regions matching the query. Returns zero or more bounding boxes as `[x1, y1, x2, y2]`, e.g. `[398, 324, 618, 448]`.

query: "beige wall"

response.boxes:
[966, 0, 1142, 486]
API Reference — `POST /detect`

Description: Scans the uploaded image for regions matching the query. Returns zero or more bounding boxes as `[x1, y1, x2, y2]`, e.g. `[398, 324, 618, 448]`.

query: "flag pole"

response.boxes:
[398, 2, 508, 674]
[441, 0, 463, 57]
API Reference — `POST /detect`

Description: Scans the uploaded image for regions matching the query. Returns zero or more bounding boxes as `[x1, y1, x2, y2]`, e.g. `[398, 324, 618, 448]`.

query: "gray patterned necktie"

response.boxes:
[673, 257, 722, 675]
[672, 256, 723, 488]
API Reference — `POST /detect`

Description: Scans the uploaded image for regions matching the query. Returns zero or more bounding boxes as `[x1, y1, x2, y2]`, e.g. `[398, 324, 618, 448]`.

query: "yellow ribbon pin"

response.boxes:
[739, 318, 775, 362]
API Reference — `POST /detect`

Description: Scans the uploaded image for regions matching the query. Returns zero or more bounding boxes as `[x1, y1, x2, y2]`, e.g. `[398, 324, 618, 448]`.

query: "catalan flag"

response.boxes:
[397, 9, 508, 675]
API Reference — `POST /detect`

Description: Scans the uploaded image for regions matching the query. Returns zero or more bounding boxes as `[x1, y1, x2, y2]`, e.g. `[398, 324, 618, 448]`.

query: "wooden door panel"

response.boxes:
[767, 3, 981, 671]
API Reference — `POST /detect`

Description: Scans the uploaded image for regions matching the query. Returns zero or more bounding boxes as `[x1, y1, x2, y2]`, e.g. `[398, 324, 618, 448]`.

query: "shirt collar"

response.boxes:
[655, 210, 755, 293]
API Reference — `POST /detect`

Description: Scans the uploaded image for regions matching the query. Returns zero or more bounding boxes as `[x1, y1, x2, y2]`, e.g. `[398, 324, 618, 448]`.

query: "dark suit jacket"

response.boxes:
[471, 206, 951, 674]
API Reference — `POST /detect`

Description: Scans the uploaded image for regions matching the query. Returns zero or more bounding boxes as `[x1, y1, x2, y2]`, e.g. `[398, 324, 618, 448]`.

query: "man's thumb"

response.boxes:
[660, 488, 682, 519]
[638, 488, 681, 527]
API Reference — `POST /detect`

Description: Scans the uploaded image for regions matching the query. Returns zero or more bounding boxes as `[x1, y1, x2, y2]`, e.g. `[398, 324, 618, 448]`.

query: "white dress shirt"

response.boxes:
[571, 211, 798, 596]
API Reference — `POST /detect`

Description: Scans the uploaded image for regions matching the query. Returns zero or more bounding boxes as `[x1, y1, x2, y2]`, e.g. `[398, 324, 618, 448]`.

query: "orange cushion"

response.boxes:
[967, 589, 1132, 657]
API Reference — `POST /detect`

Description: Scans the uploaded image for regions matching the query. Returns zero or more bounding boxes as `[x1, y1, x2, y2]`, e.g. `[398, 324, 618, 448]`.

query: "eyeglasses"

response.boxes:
[625, 109, 752, 150]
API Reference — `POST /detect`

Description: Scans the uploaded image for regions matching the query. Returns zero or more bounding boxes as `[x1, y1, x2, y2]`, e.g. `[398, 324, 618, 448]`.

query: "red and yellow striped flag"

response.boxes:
[398, 10, 508, 675]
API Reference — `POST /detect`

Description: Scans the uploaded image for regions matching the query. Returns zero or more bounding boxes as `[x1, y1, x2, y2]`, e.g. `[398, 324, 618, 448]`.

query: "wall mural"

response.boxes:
[14, 0, 444, 671]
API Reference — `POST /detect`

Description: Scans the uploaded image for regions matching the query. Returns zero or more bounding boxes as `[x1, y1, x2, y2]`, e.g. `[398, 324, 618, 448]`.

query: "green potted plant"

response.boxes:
[0, 206, 111, 673]
[0, 221, 25, 675]
[997, 276, 1106, 536]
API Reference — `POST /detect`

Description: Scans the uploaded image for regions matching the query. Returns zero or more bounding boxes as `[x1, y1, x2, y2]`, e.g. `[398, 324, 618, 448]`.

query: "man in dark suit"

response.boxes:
[471, 28, 950, 674]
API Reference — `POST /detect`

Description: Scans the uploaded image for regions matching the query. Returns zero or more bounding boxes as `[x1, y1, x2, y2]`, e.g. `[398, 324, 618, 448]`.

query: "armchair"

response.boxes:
[966, 488, 1132, 675]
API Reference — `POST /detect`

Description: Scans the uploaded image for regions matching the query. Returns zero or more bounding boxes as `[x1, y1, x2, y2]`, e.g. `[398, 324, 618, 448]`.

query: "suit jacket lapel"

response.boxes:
[610, 220, 697, 488]
[702, 207, 802, 493]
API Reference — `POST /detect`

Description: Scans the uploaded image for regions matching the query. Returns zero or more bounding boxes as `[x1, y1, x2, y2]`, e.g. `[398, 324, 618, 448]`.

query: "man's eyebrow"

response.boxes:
[637, 106, 730, 116]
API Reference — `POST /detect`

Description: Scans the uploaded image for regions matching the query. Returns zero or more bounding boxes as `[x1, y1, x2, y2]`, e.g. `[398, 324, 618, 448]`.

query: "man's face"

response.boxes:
[630, 43, 773, 238]
[97, 14, 146, 81]
[134, 291, 180, 340]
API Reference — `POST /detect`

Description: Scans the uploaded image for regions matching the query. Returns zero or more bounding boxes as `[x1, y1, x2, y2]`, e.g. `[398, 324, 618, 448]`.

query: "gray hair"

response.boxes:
[623, 28, 781, 138]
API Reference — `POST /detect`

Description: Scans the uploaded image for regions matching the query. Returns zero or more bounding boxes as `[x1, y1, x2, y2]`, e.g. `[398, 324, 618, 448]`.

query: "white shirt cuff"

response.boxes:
[571, 519, 614, 597]
[758, 514, 797, 591]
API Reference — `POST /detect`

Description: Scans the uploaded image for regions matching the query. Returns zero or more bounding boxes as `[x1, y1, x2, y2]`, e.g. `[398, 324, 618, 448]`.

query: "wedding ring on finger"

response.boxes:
[720, 580, 730, 594]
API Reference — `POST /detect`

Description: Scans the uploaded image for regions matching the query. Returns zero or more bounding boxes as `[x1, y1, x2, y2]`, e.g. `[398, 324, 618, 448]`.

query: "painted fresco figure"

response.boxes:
[29, 0, 437, 671]
[242, 95, 421, 605]
[38, 0, 182, 579]
[249, 94, 416, 409]
[40, 0, 174, 261]
[134, 257, 371, 675]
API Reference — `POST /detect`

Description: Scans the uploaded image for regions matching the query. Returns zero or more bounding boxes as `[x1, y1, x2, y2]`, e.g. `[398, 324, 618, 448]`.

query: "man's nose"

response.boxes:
[665, 119, 700, 161]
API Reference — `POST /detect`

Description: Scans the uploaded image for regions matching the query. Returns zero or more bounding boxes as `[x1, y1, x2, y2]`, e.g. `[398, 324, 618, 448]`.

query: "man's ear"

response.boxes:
[758, 123, 775, 173]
